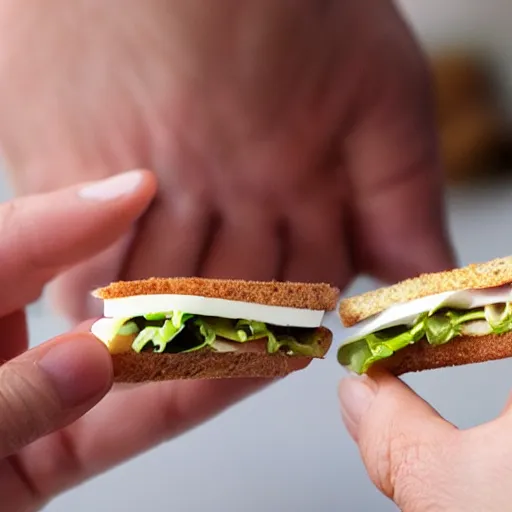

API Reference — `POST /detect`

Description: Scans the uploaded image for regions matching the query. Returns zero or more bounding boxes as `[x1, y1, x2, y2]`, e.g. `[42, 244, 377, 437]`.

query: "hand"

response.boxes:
[338, 370, 512, 511]
[0, 171, 269, 512]
[0, 0, 454, 323]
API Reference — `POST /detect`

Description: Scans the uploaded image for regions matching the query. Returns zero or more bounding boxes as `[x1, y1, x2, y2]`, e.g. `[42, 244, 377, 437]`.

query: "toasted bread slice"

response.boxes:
[377, 331, 512, 376]
[94, 277, 339, 311]
[111, 327, 332, 382]
[340, 256, 512, 327]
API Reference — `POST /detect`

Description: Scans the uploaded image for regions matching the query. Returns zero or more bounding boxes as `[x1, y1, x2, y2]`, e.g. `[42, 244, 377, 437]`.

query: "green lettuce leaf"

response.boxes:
[232, 319, 324, 357]
[338, 304, 506, 374]
[132, 313, 194, 353]
[198, 317, 323, 356]
[110, 311, 324, 356]
[338, 318, 426, 374]
[183, 318, 217, 352]
[199, 317, 255, 342]
[423, 309, 484, 345]
[144, 312, 169, 321]
[268, 334, 326, 357]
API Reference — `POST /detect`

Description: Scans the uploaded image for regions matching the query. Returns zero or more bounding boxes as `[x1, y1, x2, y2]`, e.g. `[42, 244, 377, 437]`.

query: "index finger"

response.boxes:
[0, 170, 156, 316]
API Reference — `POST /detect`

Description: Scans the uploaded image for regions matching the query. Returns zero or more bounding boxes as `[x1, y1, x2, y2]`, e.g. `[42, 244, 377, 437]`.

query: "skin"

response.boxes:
[339, 369, 512, 511]
[0, 0, 453, 320]
[0, 171, 273, 511]
[0, 0, 457, 510]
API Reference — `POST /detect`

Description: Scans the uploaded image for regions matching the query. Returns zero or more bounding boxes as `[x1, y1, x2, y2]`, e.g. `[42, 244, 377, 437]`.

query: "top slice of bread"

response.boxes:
[340, 256, 512, 327]
[93, 277, 339, 311]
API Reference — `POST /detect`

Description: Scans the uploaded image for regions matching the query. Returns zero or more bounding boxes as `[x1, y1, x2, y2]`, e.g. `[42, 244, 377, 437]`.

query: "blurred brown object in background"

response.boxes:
[430, 51, 510, 183]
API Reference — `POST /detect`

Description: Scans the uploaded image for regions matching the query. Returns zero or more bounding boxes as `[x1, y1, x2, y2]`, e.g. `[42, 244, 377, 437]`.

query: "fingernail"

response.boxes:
[78, 170, 143, 201]
[38, 336, 112, 407]
[338, 374, 377, 436]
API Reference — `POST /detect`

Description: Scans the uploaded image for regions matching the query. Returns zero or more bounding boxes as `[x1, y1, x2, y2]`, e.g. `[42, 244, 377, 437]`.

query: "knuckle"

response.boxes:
[361, 423, 450, 506]
[389, 432, 451, 509]
[389, 433, 428, 488]
[360, 426, 395, 497]
[355, 25, 434, 126]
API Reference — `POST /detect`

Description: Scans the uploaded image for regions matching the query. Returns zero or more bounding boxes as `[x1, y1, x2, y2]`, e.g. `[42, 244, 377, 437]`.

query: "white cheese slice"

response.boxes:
[102, 294, 325, 328]
[342, 284, 512, 345]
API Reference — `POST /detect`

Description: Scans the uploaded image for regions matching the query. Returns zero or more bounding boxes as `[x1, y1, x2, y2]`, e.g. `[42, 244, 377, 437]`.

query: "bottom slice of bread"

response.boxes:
[379, 331, 512, 376]
[112, 327, 332, 382]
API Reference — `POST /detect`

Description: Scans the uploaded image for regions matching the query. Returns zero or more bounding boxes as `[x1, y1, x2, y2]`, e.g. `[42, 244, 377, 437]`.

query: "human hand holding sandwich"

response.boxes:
[339, 369, 512, 511]
[337, 258, 512, 510]
[0, 171, 279, 512]
[6, 174, 512, 512]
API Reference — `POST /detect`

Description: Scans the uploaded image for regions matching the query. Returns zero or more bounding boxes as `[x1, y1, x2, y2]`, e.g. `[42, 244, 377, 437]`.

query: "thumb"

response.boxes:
[0, 334, 112, 458]
[338, 370, 457, 503]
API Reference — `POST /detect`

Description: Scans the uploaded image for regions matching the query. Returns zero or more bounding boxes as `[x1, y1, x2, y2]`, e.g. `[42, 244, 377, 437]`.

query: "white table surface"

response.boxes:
[3, 172, 511, 512]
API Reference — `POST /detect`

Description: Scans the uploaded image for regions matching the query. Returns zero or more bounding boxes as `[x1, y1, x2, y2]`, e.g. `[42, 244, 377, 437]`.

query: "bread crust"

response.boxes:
[378, 331, 512, 376]
[94, 277, 339, 311]
[340, 256, 512, 327]
[111, 327, 332, 382]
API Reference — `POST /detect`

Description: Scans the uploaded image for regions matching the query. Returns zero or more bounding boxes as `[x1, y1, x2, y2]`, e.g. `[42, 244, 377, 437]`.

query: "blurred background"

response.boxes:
[403, 0, 512, 185]
[3, 1, 511, 511]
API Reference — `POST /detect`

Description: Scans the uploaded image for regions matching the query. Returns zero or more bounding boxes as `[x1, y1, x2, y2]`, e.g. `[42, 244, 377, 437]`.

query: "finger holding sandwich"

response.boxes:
[14, 276, 338, 504]
[0, 170, 161, 509]
[335, 254, 512, 510]
[0, 169, 156, 361]
[0, 168, 156, 420]
[0, 167, 340, 510]
[338, 367, 512, 511]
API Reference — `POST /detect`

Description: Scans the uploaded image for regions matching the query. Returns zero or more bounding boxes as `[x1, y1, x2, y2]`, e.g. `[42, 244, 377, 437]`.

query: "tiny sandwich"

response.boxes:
[337, 256, 512, 375]
[90, 277, 339, 382]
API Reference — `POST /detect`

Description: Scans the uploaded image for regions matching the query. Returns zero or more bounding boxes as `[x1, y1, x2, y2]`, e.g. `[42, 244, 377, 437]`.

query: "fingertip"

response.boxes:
[0, 334, 113, 457]
[77, 169, 155, 202]
[135, 168, 159, 202]
[37, 333, 113, 408]
[1, 169, 158, 310]
[358, 367, 452, 431]
[75, 169, 158, 229]
[338, 374, 378, 440]
[130, 168, 158, 209]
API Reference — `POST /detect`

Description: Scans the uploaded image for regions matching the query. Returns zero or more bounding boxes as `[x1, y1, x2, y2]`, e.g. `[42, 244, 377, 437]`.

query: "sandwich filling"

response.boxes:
[338, 285, 512, 373]
[92, 294, 328, 357]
